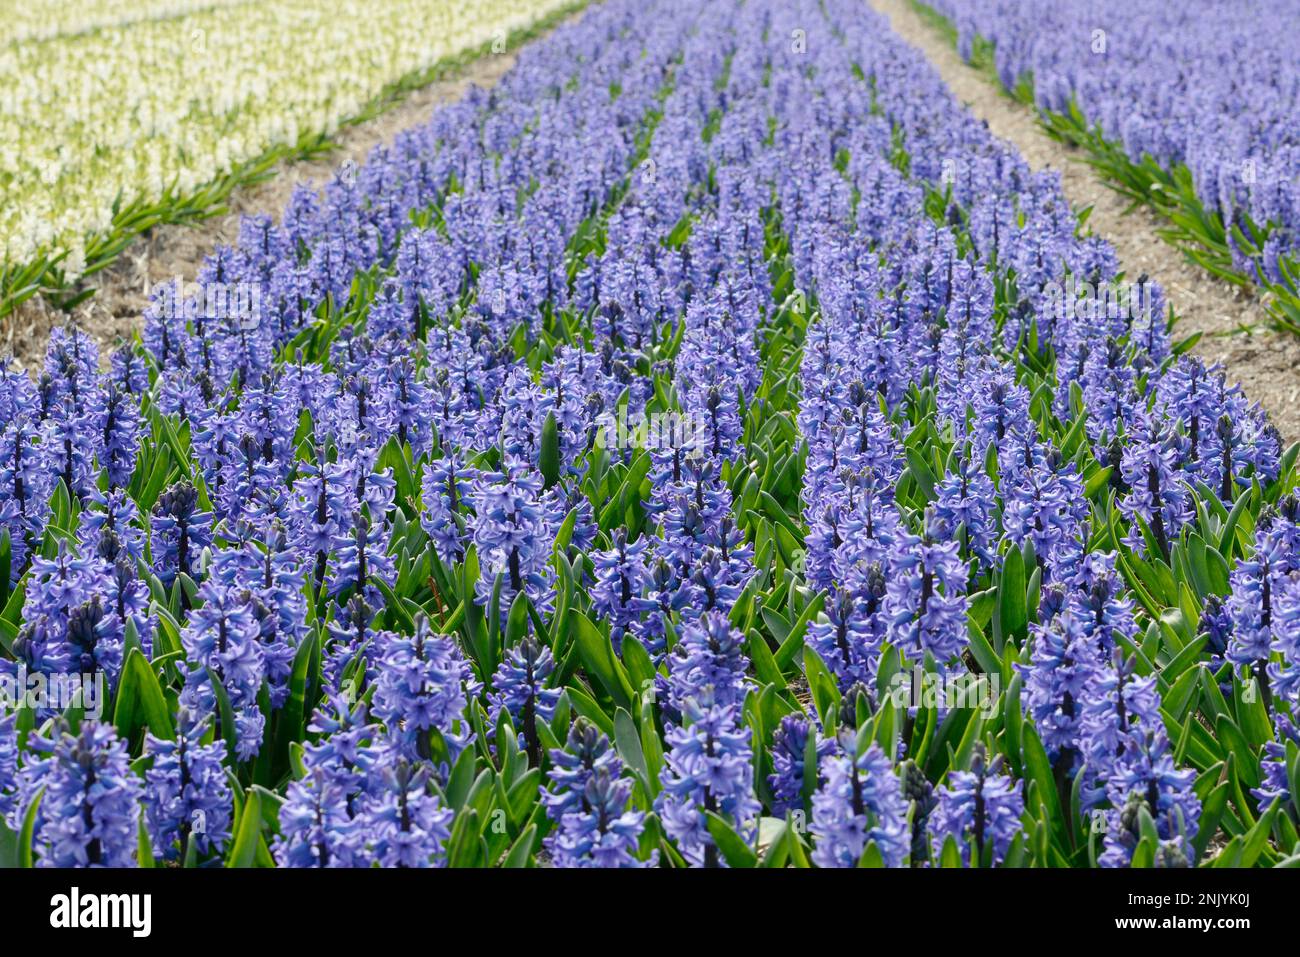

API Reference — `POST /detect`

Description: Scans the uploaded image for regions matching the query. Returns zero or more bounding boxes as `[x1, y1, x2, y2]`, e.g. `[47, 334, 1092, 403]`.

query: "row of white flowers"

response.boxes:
[0, 0, 245, 46]
[0, 0, 574, 278]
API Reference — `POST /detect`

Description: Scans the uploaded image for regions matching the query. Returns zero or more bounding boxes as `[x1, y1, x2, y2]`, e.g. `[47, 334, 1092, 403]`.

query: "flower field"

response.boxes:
[918, 0, 1300, 336]
[0, 0, 576, 317]
[0, 0, 1297, 876]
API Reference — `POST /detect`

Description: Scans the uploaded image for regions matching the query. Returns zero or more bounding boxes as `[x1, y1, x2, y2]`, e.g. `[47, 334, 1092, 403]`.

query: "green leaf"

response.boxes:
[502, 824, 537, 868]
[570, 611, 635, 710]
[999, 547, 1027, 646]
[1239, 797, 1280, 868]
[613, 708, 650, 790]
[113, 647, 175, 745]
[1234, 671, 1274, 748]
[621, 633, 657, 693]
[226, 791, 262, 868]
[803, 647, 840, 728]
[539, 412, 561, 488]
[1215, 715, 1260, 789]
[939, 835, 962, 868]
[1021, 724, 1063, 840]
[966, 620, 1001, 677]
[18, 787, 42, 868]
[272, 630, 318, 775]
[1219, 490, 1250, 557]
[705, 812, 757, 868]
[138, 815, 156, 868]
[1192, 782, 1229, 864]
[746, 628, 786, 689]
[857, 841, 886, 868]
[447, 808, 482, 868]
[565, 686, 615, 738]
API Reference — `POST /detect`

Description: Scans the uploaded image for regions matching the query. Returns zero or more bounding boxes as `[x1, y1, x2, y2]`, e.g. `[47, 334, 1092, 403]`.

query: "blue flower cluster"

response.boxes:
[0, 0, 1290, 870]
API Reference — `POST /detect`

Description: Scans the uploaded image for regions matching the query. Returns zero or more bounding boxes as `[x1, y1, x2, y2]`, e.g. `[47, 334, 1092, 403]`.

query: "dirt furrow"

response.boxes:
[869, 0, 1300, 443]
[2, 37, 531, 370]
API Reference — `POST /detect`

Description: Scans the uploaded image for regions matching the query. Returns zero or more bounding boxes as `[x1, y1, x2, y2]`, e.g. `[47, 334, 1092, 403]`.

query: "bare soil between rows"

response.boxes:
[2, 30, 543, 369]
[870, 0, 1300, 444]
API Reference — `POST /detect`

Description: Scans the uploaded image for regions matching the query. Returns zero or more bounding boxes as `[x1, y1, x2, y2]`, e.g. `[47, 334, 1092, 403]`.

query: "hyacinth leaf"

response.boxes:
[938, 834, 962, 868]
[872, 697, 898, 757]
[746, 628, 786, 689]
[0, 613, 15, 655]
[570, 611, 635, 711]
[550, 691, 572, 742]
[0, 817, 16, 870]
[535, 717, 562, 756]
[996, 546, 1027, 648]
[760, 605, 791, 646]
[773, 590, 823, 671]
[1239, 798, 1281, 868]
[444, 748, 480, 813]
[620, 632, 657, 694]
[377, 437, 416, 506]
[504, 768, 541, 829]
[1174, 580, 1200, 637]
[502, 824, 538, 868]
[462, 765, 497, 827]
[137, 815, 155, 868]
[967, 620, 1000, 679]
[446, 808, 483, 869]
[1290, 743, 1300, 822]
[1214, 716, 1260, 790]
[1019, 724, 1063, 842]
[857, 840, 886, 868]
[1232, 673, 1273, 749]
[552, 508, 578, 560]
[1218, 491, 1252, 558]
[113, 647, 176, 746]
[1199, 667, 1232, 723]
[802, 647, 840, 730]
[564, 686, 615, 739]
[613, 708, 650, 792]
[0, 572, 25, 633]
[459, 546, 492, 675]
[948, 710, 984, 777]
[505, 592, 531, 650]
[924, 704, 977, 780]
[271, 631, 319, 777]
[1163, 666, 1201, 722]
[17, 787, 42, 869]
[149, 603, 183, 661]
[539, 412, 561, 488]
[225, 790, 263, 868]
[1129, 835, 1155, 869]
[908, 700, 937, 769]
[494, 711, 520, 779]
[207, 667, 239, 750]
[375, 577, 416, 633]
[704, 812, 757, 868]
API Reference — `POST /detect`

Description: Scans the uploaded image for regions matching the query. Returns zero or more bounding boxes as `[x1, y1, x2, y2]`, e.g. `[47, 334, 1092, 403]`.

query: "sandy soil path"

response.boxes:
[870, 0, 1300, 443]
[2, 25, 550, 368]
